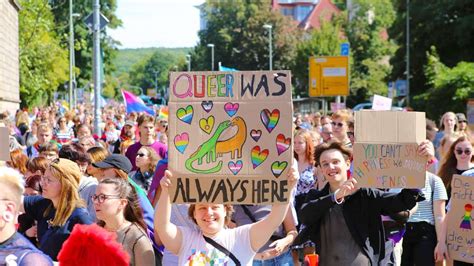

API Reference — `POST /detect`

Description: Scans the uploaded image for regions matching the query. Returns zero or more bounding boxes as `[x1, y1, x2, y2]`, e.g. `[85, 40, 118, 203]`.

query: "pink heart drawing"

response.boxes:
[228, 160, 243, 175]
[250, 129, 262, 142]
[276, 134, 291, 155]
[224, 102, 239, 117]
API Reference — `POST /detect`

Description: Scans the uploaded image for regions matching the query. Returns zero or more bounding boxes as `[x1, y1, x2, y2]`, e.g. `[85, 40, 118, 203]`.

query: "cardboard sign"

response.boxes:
[447, 175, 474, 263]
[0, 127, 9, 161]
[372, 94, 392, 111]
[352, 111, 427, 188]
[168, 71, 293, 204]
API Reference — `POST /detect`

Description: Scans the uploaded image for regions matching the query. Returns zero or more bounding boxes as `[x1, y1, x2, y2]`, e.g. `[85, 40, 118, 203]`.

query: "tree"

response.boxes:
[389, 0, 474, 110]
[48, 0, 122, 92]
[345, 0, 397, 107]
[416, 47, 474, 120]
[19, 0, 69, 106]
[293, 16, 346, 97]
[190, 0, 301, 73]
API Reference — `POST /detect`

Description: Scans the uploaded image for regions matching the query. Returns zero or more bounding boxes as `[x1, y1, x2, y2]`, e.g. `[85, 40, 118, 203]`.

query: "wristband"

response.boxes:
[333, 189, 344, 204]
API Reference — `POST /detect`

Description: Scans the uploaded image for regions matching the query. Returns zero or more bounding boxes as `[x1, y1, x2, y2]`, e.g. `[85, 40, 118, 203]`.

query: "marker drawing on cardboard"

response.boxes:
[447, 175, 474, 263]
[168, 71, 293, 204]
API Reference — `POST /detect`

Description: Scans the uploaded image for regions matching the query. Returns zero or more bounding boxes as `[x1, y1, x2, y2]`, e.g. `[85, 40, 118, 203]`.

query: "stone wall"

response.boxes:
[0, 0, 21, 113]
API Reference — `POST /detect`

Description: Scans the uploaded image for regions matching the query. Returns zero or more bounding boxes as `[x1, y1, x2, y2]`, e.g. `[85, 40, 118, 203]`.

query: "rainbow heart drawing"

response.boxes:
[260, 109, 280, 133]
[176, 105, 194, 124]
[251, 146, 269, 169]
[201, 101, 213, 113]
[224, 102, 239, 117]
[199, 116, 215, 134]
[228, 160, 243, 175]
[271, 161, 288, 178]
[174, 133, 189, 154]
[276, 134, 291, 155]
[250, 129, 262, 142]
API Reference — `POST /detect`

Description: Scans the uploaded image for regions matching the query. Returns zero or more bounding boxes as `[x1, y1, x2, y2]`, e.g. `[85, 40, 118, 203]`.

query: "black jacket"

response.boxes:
[296, 184, 423, 266]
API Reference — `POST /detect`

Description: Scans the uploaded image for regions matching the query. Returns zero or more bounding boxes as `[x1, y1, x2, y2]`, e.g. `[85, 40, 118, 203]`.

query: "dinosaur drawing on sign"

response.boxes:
[216, 116, 247, 159]
[185, 120, 232, 174]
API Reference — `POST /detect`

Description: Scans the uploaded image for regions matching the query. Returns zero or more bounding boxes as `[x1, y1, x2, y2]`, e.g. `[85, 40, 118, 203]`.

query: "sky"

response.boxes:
[108, 0, 205, 49]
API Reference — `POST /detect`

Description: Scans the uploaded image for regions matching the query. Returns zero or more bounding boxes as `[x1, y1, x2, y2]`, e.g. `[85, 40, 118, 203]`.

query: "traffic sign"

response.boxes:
[340, 43, 350, 56]
[309, 56, 349, 97]
[395, 80, 407, 96]
[84, 12, 109, 31]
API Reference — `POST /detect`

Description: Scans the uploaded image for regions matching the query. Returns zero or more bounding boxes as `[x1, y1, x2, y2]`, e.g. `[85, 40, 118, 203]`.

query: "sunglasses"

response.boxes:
[455, 149, 472, 155]
[137, 153, 147, 157]
[459, 120, 467, 123]
[331, 122, 345, 128]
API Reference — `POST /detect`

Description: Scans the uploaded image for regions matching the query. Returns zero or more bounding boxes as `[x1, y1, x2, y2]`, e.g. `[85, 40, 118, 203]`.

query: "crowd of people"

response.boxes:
[0, 103, 473, 266]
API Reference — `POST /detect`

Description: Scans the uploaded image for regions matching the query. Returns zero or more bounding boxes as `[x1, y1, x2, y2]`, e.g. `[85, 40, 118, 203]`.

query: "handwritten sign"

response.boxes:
[168, 71, 293, 204]
[352, 143, 427, 188]
[447, 175, 474, 263]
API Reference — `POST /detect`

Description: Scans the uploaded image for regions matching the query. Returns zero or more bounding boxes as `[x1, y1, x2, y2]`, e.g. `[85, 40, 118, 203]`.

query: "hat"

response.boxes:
[124, 121, 135, 127]
[456, 113, 467, 122]
[92, 154, 132, 174]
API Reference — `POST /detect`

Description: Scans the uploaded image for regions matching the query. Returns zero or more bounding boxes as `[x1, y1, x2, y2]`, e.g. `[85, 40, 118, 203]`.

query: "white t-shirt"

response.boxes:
[178, 224, 255, 266]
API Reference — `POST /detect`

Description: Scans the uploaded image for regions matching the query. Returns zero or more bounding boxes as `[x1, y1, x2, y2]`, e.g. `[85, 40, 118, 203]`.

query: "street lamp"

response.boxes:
[152, 69, 159, 96]
[263, 24, 273, 70]
[186, 54, 191, 71]
[406, 0, 410, 107]
[69, 0, 80, 109]
[207, 43, 215, 71]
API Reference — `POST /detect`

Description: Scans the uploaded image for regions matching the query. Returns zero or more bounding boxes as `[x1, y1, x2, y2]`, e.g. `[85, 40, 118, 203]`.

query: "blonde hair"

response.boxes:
[87, 146, 109, 163]
[331, 109, 353, 123]
[120, 139, 134, 155]
[47, 158, 84, 226]
[0, 167, 24, 206]
[37, 123, 52, 133]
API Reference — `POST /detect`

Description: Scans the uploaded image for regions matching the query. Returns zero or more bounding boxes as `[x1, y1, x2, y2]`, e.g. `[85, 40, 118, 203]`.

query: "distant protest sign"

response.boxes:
[352, 111, 427, 188]
[168, 71, 293, 204]
[447, 175, 474, 263]
[0, 127, 9, 161]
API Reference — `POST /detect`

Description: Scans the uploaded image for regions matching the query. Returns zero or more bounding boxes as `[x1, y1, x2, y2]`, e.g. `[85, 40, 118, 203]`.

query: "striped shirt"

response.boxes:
[408, 172, 448, 225]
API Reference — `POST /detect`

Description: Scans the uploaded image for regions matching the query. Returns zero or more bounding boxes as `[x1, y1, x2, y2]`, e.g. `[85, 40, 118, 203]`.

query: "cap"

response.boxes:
[124, 121, 135, 127]
[92, 154, 132, 174]
[456, 113, 467, 123]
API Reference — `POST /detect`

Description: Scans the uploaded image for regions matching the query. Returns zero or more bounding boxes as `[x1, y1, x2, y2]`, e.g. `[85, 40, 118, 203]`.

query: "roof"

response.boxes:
[299, 0, 341, 30]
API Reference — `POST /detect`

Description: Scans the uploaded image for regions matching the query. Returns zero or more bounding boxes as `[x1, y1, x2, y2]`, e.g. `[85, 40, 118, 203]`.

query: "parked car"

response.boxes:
[353, 102, 404, 111]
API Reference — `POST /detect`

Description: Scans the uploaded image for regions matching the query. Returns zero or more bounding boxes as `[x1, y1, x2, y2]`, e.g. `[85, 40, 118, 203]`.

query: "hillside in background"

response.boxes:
[113, 47, 191, 76]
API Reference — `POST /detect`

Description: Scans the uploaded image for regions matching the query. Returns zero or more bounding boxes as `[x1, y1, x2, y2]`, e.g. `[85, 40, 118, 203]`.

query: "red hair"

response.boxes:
[293, 129, 315, 165]
[9, 148, 28, 175]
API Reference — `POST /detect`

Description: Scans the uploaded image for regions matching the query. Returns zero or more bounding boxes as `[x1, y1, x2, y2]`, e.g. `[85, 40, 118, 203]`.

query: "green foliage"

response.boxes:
[19, 0, 69, 107]
[48, 0, 122, 91]
[390, 0, 474, 110]
[293, 16, 346, 97]
[417, 47, 474, 119]
[190, 0, 301, 72]
[345, 0, 396, 106]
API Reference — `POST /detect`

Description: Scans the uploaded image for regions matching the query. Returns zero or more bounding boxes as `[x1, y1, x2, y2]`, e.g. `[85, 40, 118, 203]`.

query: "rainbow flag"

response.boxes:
[121, 89, 155, 115]
[158, 106, 169, 120]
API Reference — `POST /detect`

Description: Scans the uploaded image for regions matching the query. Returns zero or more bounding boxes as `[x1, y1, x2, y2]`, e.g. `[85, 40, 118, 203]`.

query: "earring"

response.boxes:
[2, 212, 13, 223]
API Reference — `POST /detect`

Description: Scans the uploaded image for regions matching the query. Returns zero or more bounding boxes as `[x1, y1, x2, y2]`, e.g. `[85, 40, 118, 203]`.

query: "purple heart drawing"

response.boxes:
[228, 160, 243, 175]
[201, 101, 213, 113]
[224, 102, 239, 117]
[250, 129, 262, 142]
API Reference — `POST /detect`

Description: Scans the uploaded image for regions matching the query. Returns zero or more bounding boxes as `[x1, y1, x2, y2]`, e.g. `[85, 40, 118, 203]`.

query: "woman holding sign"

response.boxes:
[155, 168, 298, 265]
[438, 136, 474, 198]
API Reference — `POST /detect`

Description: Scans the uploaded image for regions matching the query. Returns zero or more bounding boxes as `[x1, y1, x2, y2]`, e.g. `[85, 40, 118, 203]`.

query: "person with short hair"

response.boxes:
[296, 142, 425, 265]
[125, 114, 167, 171]
[27, 123, 58, 158]
[0, 167, 53, 265]
[38, 142, 59, 162]
[330, 109, 353, 147]
[155, 169, 298, 265]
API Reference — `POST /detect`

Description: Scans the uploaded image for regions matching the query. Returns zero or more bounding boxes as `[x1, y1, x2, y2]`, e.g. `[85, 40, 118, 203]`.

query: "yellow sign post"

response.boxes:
[308, 56, 349, 97]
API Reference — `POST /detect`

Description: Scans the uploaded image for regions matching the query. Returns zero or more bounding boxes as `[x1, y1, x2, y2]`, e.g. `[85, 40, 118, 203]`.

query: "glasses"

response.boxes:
[331, 122, 345, 128]
[40, 176, 59, 185]
[137, 153, 147, 157]
[59, 120, 66, 123]
[455, 149, 472, 155]
[459, 120, 467, 124]
[91, 194, 122, 204]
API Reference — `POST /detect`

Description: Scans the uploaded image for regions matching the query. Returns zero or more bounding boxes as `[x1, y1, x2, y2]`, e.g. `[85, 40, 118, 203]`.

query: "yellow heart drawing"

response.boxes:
[199, 116, 215, 134]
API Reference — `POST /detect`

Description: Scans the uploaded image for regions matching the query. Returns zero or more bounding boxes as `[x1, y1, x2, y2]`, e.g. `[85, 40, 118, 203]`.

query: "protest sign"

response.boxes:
[0, 127, 9, 161]
[168, 71, 293, 204]
[447, 175, 474, 263]
[352, 111, 427, 188]
[372, 94, 392, 111]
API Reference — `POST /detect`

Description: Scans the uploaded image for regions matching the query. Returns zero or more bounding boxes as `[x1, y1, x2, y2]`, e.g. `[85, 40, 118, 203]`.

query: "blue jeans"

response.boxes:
[253, 249, 294, 266]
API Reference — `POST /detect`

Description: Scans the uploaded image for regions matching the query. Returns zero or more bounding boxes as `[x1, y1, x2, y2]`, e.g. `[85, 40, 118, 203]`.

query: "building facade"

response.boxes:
[0, 0, 21, 113]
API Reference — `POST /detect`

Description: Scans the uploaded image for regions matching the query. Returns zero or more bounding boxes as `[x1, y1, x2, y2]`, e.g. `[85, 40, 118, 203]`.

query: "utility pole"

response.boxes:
[263, 24, 273, 70]
[93, 0, 101, 136]
[69, 0, 74, 109]
[406, 0, 410, 108]
[186, 54, 191, 71]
